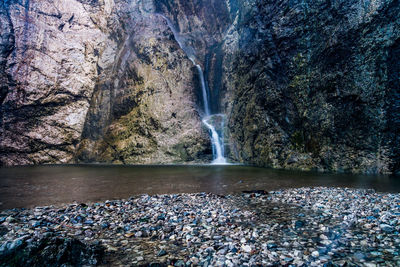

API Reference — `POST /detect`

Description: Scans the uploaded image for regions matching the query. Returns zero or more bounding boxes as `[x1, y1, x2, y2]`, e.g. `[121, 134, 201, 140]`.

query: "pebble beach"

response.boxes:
[1, 187, 399, 266]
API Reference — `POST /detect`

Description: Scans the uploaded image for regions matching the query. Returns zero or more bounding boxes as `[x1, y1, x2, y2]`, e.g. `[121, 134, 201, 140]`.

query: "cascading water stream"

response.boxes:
[195, 64, 210, 116]
[194, 63, 226, 164]
[159, 14, 227, 164]
[202, 115, 226, 164]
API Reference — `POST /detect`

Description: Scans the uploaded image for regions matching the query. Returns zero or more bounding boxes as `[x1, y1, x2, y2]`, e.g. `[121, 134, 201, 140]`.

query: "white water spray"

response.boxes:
[159, 14, 227, 164]
[203, 115, 226, 164]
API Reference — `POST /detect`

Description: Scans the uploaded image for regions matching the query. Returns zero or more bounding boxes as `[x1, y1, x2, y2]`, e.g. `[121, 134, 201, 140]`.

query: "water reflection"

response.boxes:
[0, 165, 399, 210]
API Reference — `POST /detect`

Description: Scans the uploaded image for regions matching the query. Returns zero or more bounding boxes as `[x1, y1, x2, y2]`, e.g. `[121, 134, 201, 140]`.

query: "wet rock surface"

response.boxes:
[1, 187, 399, 266]
[0, 235, 103, 267]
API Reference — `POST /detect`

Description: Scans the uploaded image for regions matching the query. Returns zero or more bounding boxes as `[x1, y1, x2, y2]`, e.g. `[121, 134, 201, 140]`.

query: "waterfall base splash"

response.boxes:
[202, 114, 228, 164]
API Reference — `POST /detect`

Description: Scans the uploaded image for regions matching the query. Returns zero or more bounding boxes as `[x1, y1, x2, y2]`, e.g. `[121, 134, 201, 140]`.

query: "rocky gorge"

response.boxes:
[0, 0, 399, 174]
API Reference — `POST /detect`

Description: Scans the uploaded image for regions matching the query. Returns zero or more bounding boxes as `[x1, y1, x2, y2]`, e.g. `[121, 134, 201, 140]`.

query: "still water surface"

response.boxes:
[0, 164, 399, 210]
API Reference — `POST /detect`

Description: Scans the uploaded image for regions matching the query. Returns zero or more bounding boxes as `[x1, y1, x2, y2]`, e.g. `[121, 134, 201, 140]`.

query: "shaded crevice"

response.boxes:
[80, 82, 113, 141]
[80, 29, 136, 143]
[22, 0, 30, 58]
[387, 38, 400, 174]
[0, 0, 16, 123]
[205, 43, 224, 114]
[36, 10, 62, 19]
[3, 93, 88, 121]
[0, 137, 74, 154]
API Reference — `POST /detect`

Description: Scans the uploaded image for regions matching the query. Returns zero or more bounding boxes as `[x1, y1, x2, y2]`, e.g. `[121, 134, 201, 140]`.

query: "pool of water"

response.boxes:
[0, 164, 399, 210]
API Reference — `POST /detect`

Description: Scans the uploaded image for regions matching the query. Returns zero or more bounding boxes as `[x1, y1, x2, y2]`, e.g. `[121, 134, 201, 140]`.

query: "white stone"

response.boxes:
[241, 245, 252, 253]
[311, 251, 319, 257]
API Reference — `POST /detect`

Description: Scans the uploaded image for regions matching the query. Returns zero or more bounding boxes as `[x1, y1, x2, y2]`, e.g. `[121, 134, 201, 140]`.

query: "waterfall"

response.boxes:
[194, 64, 210, 116]
[159, 14, 227, 164]
[202, 115, 226, 164]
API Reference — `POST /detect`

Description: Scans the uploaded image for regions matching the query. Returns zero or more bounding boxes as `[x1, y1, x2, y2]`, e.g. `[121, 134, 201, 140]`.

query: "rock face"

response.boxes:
[77, 0, 232, 164]
[76, 4, 211, 164]
[154, 0, 231, 114]
[0, 0, 399, 174]
[0, 0, 212, 165]
[0, 0, 123, 165]
[222, 0, 400, 174]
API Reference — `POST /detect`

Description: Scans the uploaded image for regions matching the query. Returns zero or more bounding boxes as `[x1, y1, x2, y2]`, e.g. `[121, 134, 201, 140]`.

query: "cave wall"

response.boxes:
[222, 0, 400, 174]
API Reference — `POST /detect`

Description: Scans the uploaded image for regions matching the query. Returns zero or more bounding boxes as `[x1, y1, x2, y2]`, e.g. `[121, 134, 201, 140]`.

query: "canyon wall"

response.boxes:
[0, 0, 399, 174]
[222, 0, 400, 174]
[0, 0, 113, 165]
[0, 0, 212, 165]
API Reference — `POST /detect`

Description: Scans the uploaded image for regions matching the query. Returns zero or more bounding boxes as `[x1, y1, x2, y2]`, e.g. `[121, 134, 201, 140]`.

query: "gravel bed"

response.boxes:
[1, 187, 399, 266]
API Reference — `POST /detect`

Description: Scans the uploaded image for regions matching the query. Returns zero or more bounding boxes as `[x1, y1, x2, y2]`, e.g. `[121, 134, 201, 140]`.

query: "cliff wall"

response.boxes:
[0, 0, 399, 174]
[0, 0, 211, 165]
[222, 0, 400, 174]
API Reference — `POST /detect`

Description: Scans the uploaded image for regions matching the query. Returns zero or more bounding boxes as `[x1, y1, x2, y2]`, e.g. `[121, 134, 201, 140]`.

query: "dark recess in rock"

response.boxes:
[387, 38, 400, 174]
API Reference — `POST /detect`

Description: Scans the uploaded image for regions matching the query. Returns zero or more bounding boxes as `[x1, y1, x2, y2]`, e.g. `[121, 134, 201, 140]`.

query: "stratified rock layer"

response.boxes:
[222, 0, 400, 174]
